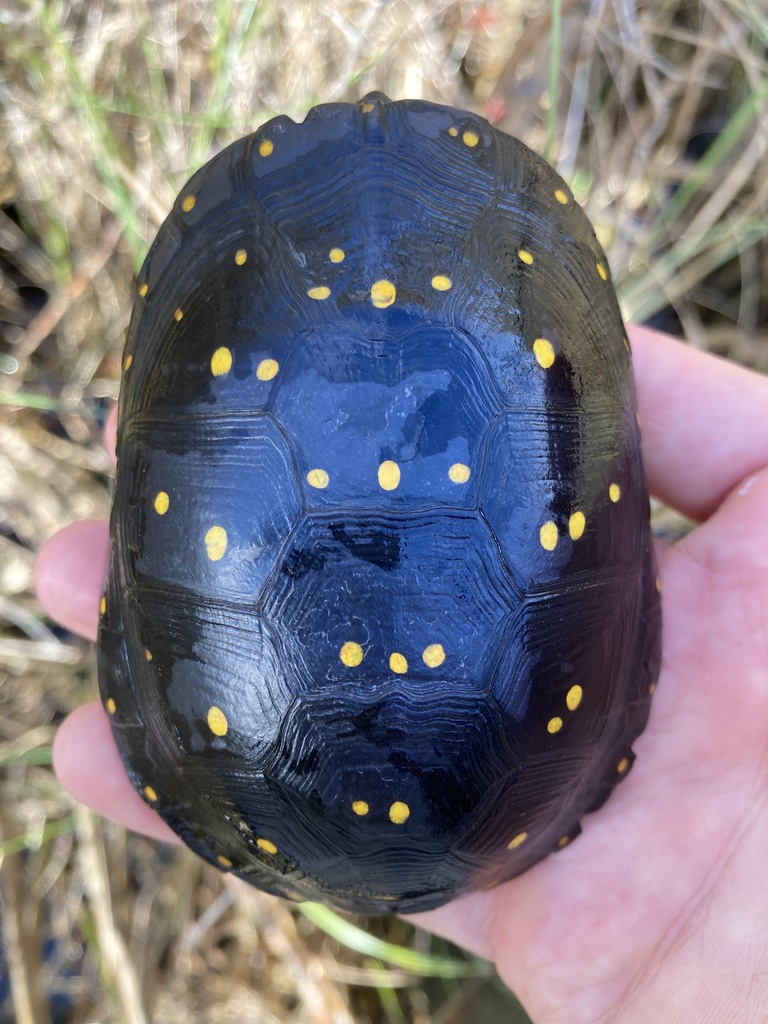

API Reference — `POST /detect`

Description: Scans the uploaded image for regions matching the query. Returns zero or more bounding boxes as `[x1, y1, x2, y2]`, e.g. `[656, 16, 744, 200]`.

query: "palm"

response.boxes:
[419, 515, 768, 1021]
[37, 326, 768, 1023]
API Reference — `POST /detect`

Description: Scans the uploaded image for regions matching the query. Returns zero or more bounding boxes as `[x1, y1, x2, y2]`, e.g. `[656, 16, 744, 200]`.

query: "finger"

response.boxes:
[53, 701, 180, 844]
[630, 324, 768, 521]
[408, 890, 496, 961]
[34, 519, 110, 641]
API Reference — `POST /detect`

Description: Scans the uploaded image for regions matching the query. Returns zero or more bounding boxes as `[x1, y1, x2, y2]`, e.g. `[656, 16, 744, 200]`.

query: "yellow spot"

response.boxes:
[389, 801, 410, 824]
[609, 482, 621, 502]
[205, 525, 228, 561]
[547, 716, 563, 734]
[649, 681, 658, 695]
[518, 249, 534, 265]
[329, 247, 345, 263]
[235, 249, 247, 265]
[340, 641, 364, 667]
[389, 652, 408, 674]
[540, 521, 558, 551]
[211, 347, 232, 376]
[448, 126, 459, 137]
[617, 757, 630, 774]
[596, 261, 608, 281]
[371, 279, 396, 308]
[623, 333, 631, 353]
[99, 596, 106, 615]
[352, 800, 370, 816]
[106, 697, 116, 715]
[307, 468, 329, 489]
[462, 130, 479, 147]
[256, 358, 279, 380]
[154, 491, 169, 515]
[569, 511, 586, 540]
[378, 460, 400, 490]
[557, 835, 571, 848]
[123, 354, 133, 371]
[533, 337, 555, 369]
[145, 649, 153, 661]
[307, 285, 330, 300]
[431, 274, 452, 291]
[257, 837, 277, 855]
[207, 706, 228, 737]
[507, 832, 528, 849]
[656, 576, 662, 593]
[566, 684, 583, 711]
[143, 785, 158, 803]
[423, 643, 445, 668]
[554, 188, 569, 204]
[174, 308, 184, 322]
[259, 139, 274, 157]
[139, 283, 148, 297]
[217, 854, 233, 868]
[181, 194, 196, 212]
[448, 462, 471, 484]
[362, 101, 375, 113]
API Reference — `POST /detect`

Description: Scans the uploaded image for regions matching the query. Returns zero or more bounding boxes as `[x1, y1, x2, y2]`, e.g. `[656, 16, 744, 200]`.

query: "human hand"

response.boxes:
[36, 325, 768, 1023]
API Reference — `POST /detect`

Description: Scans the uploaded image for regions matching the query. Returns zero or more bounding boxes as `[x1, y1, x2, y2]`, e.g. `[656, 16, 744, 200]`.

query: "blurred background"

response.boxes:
[1, 1, 767, 1021]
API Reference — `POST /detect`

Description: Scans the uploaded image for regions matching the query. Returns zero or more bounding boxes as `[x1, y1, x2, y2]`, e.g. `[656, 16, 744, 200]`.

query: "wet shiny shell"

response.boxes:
[98, 94, 662, 915]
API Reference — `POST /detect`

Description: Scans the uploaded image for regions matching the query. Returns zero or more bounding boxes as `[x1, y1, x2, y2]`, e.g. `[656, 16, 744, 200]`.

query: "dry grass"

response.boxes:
[0, 1, 767, 1020]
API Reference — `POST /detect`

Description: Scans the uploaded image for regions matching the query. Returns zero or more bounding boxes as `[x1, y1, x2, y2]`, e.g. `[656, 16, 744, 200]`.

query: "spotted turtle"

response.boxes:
[98, 93, 662, 914]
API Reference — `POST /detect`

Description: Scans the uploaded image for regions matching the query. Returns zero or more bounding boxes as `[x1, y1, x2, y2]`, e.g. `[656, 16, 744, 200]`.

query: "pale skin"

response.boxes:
[36, 325, 768, 1024]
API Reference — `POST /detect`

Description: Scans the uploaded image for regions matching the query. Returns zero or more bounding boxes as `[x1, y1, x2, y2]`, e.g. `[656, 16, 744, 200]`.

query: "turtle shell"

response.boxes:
[97, 93, 661, 915]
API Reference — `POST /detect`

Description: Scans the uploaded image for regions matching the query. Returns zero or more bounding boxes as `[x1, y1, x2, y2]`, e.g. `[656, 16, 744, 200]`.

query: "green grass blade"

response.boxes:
[299, 901, 493, 978]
